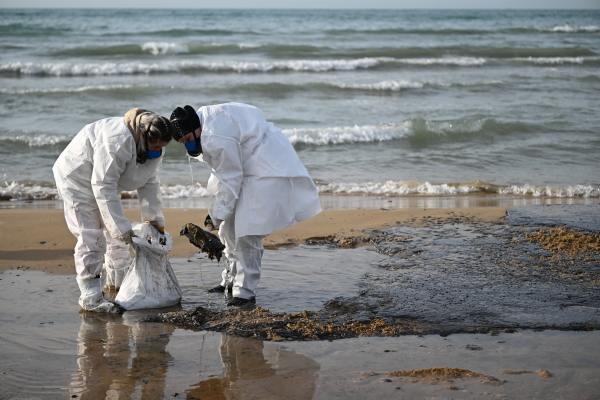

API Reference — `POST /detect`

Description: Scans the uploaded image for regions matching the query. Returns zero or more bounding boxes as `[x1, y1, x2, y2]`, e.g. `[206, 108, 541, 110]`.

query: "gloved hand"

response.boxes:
[212, 218, 223, 229]
[118, 229, 135, 245]
[147, 220, 165, 234]
[204, 214, 216, 231]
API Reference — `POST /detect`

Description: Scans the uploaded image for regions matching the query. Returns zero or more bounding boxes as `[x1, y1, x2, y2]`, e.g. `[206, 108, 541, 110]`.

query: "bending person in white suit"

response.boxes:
[53, 108, 174, 312]
[170, 103, 321, 307]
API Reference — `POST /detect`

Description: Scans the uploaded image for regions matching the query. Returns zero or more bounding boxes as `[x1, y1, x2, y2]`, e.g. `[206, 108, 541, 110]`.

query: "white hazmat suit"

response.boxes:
[196, 103, 321, 300]
[53, 117, 165, 312]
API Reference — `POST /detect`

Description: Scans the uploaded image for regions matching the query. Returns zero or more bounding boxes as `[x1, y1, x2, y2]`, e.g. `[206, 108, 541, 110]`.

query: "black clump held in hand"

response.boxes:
[180, 223, 225, 262]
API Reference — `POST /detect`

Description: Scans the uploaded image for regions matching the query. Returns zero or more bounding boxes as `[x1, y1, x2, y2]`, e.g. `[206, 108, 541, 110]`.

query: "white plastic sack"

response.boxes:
[115, 223, 182, 310]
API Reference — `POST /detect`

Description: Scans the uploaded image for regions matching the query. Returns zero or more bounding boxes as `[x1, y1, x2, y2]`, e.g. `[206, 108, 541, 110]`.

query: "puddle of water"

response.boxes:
[175, 245, 381, 313]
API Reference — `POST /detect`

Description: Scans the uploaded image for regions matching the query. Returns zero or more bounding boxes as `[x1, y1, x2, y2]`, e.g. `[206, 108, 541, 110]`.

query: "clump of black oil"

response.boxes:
[326, 204, 600, 334]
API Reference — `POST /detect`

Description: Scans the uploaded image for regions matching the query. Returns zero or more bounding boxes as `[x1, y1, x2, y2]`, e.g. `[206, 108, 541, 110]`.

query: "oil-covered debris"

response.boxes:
[304, 235, 370, 248]
[180, 223, 225, 262]
[151, 304, 433, 341]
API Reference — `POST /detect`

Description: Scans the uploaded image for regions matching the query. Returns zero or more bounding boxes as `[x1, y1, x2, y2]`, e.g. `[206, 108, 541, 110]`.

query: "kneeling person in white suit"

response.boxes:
[53, 109, 174, 312]
[170, 103, 321, 307]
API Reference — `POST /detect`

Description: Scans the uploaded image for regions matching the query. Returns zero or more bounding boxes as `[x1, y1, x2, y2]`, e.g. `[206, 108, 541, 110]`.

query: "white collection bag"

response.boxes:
[115, 223, 182, 310]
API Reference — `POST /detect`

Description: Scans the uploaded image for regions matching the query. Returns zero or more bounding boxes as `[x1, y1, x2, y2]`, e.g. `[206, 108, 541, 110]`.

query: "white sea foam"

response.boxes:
[319, 181, 600, 198]
[318, 181, 484, 196]
[282, 123, 412, 145]
[0, 181, 58, 201]
[498, 184, 600, 198]
[141, 41, 188, 55]
[334, 80, 425, 91]
[8, 134, 72, 146]
[394, 57, 487, 66]
[1, 180, 598, 201]
[159, 183, 211, 198]
[548, 24, 600, 33]
[0, 83, 142, 95]
[515, 56, 587, 64]
[0, 58, 389, 76]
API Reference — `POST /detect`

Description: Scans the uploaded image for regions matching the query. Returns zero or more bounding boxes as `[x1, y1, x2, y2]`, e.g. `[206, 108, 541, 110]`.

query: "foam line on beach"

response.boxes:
[2, 180, 599, 202]
[318, 181, 600, 198]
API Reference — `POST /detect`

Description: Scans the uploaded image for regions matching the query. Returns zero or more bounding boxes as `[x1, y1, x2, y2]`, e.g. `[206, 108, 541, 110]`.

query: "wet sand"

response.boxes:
[1, 267, 600, 399]
[1, 203, 600, 398]
[0, 206, 505, 273]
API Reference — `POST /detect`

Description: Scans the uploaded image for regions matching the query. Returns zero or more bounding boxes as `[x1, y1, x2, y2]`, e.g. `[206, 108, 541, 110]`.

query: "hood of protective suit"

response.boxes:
[124, 108, 149, 163]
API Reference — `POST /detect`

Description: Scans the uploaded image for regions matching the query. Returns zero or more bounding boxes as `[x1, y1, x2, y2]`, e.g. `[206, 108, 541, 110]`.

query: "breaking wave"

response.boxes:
[4, 55, 597, 77]
[2, 180, 598, 202]
[318, 181, 600, 198]
[0, 58, 389, 77]
[282, 118, 542, 146]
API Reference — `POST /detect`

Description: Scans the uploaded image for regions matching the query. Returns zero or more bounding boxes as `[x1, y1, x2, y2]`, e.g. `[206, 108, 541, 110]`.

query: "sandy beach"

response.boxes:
[0, 206, 506, 274]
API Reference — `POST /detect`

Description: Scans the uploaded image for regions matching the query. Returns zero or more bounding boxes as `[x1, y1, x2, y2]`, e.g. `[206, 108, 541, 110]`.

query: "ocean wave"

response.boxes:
[0, 84, 147, 95]
[282, 117, 540, 146]
[2, 180, 598, 202]
[395, 57, 486, 66]
[283, 123, 412, 145]
[547, 24, 600, 33]
[0, 58, 389, 77]
[498, 184, 600, 198]
[0, 181, 58, 201]
[318, 181, 600, 198]
[0, 117, 541, 149]
[4, 54, 597, 77]
[0, 134, 72, 147]
[513, 56, 598, 65]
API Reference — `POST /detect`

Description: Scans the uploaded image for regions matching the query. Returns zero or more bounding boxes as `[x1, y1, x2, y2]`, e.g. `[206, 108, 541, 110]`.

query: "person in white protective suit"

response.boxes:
[170, 103, 321, 307]
[53, 108, 174, 313]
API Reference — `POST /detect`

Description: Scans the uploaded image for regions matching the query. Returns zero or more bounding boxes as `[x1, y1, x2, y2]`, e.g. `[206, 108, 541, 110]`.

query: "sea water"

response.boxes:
[0, 9, 599, 202]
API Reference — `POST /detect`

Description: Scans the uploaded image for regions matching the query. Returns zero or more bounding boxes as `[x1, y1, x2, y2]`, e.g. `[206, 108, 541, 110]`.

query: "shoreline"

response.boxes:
[0, 206, 506, 274]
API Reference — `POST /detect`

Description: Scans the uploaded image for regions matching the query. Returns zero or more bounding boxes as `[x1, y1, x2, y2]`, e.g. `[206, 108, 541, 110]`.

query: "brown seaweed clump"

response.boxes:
[525, 226, 600, 257]
[152, 306, 430, 341]
[386, 367, 502, 385]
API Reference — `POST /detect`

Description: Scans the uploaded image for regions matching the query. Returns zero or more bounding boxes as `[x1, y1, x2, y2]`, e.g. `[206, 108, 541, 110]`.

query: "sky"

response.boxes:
[0, 0, 599, 8]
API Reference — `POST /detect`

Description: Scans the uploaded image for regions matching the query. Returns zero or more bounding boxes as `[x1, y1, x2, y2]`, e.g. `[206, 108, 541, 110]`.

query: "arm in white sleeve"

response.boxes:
[137, 169, 165, 226]
[91, 140, 132, 239]
[202, 115, 243, 223]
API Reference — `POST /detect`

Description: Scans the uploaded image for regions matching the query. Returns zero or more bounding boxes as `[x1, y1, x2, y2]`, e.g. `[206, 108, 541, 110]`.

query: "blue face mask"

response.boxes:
[146, 149, 162, 159]
[184, 138, 202, 157]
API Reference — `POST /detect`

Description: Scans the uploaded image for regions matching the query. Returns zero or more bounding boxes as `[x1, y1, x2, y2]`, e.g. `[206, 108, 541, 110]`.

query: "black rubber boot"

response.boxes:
[227, 297, 256, 307]
[207, 285, 232, 294]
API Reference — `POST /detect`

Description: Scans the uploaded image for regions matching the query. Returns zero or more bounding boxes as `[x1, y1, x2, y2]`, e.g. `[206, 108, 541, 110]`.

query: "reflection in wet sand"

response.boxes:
[187, 335, 320, 400]
[69, 312, 174, 399]
[68, 312, 319, 400]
